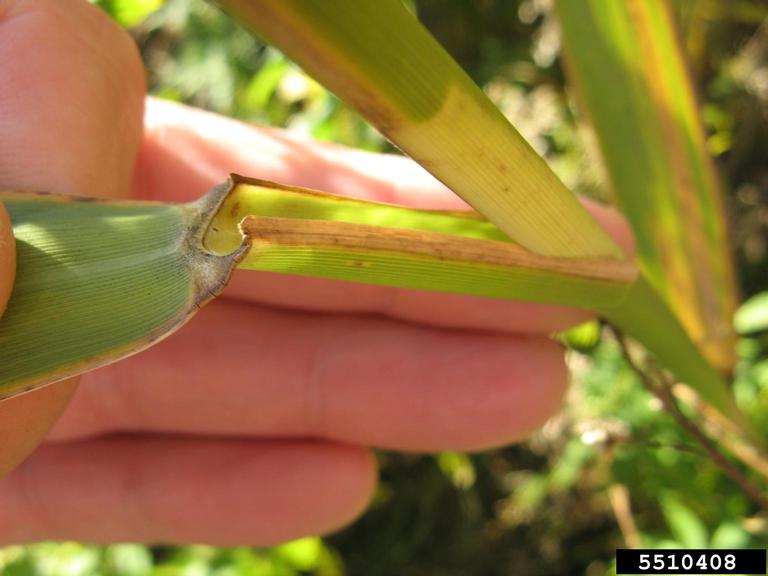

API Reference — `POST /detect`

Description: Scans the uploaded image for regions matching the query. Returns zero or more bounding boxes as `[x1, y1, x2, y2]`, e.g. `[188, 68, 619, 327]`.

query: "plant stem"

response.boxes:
[673, 385, 768, 481]
[607, 483, 642, 548]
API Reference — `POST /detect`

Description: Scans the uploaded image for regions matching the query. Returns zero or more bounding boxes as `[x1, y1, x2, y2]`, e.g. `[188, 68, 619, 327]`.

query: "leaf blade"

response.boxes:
[206, 177, 636, 309]
[556, 0, 738, 371]
[0, 189, 239, 399]
[215, 0, 624, 260]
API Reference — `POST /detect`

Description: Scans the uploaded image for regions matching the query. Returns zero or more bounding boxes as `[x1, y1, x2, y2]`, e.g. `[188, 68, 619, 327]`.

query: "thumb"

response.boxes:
[0, 0, 145, 476]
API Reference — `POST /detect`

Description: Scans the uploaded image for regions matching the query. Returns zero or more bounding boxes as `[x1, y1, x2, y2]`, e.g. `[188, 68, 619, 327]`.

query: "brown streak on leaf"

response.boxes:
[238, 215, 636, 283]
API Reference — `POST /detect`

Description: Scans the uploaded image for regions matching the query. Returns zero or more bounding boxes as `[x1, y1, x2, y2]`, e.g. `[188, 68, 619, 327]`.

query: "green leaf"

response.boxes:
[734, 291, 768, 334]
[436, 452, 476, 490]
[103, 545, 153, 576]
[660, 493, 709, 548]
[214, 0, 741, 428]
[205, 176, 636, 309]
[0, 188, 242, 399]
[2, 177, 741, 436]
[0, 178, 633, 400]
[3, 176, 740, 426]
[710, 521, 751, 548]
[215, 0, 624, 260]
[561, 320, 602, 351]
[96, 0, 165, 27]
[274, 538, 323, 572]
[556, 0, 737, 372]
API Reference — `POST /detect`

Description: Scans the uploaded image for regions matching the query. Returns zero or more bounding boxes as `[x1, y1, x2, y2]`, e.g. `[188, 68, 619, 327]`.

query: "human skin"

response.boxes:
[0, 0, 633, 545]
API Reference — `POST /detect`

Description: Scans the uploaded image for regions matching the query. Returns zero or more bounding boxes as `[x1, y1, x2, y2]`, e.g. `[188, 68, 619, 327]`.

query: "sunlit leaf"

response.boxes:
[556, 0, 737, 372]
[734, 291, 768, 334]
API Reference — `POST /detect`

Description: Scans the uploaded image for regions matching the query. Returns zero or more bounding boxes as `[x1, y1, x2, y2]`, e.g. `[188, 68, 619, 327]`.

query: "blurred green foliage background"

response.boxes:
[3, 0, 768, 574]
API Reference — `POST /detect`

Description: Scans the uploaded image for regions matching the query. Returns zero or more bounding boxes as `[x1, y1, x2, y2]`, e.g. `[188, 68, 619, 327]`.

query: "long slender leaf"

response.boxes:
[0, 179, 634, 400]
[199, 176, 742, 420]
[0, 178, 741, 422]
[210, 0, 740, 421]
[215, 0, 623, 260]
[205, 176, 636, 308]
[556, 0, 738, 372]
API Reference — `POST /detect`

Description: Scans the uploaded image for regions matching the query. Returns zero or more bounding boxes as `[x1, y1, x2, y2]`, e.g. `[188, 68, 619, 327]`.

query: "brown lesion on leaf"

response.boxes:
[238, 215, 636, 283]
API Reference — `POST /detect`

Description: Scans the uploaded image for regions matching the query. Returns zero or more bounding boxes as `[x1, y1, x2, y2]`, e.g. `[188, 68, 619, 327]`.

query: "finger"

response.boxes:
[136, 98, 633, 332]
[136, 98, 467, 208]
[222, 271, 591, 334]
[49, 299, 567, 452]
[137, 98, 633, 252]
[0, 0, 145, 474]
[0, 0, 145, 198]
[0, 437, 376, 545]
[0, 383, 75, 477]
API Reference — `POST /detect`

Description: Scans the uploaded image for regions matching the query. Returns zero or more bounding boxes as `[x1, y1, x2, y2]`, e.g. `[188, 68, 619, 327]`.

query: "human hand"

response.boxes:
[0, 0, 631, 545]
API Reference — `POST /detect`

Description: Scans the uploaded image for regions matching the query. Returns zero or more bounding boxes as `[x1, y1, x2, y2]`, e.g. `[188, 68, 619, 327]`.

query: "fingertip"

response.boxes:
[0, 438, 376, 545]
[434, 335, 569, 451]
[499, 337, 569, 443]
[160, 441, 378, 545]
[305, 444, 379, 536]
[315, 327, 569, 452]
[0, 0, 145, 198]
[0, 378, 78, 478]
